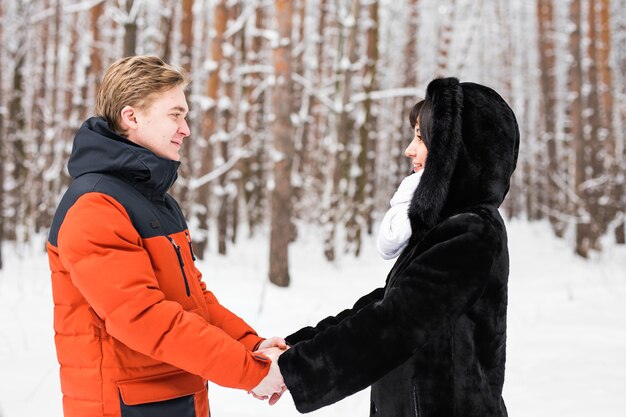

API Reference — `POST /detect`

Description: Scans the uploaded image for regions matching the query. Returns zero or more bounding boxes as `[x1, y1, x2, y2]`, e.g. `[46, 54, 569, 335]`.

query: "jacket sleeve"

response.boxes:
[193, 267, 264, 351]
[285, 287, 385, 346]
[278, 213, 498, 413]
[57, 193, 269, 390]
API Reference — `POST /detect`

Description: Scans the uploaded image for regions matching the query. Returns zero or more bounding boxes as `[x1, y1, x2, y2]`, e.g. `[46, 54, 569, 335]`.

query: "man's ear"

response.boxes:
[120, 105, 138, 133]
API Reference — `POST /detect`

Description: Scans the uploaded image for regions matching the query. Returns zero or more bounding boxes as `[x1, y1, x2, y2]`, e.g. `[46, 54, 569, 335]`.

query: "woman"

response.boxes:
[277, 77, 520, 416]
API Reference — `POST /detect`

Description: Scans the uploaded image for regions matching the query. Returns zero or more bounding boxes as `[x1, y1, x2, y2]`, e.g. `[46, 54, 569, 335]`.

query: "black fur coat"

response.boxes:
[278, 77, 520, 417]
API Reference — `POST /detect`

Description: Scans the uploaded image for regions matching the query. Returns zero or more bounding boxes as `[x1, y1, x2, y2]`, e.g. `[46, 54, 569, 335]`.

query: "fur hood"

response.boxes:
[409, 77, 520, 239]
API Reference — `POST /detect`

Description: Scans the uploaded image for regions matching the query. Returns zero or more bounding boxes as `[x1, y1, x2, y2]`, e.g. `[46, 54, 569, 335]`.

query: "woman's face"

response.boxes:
[405, 121, 428, 173]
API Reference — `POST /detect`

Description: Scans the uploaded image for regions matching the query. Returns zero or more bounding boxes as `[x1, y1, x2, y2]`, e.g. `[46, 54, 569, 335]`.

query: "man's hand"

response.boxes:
[268, 385, 287, 405]
[250, 346, 288, 404]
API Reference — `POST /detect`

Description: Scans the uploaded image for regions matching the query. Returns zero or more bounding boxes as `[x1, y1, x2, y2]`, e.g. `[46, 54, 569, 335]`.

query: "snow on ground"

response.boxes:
[0, 219, 625, 417]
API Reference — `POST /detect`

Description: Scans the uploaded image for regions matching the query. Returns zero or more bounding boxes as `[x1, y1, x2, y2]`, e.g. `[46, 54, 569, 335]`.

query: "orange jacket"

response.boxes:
[47, 118, 269, 417]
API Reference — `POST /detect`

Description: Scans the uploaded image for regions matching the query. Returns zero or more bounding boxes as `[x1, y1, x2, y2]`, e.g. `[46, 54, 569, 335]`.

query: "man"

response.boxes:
[47, 55, 284, 417]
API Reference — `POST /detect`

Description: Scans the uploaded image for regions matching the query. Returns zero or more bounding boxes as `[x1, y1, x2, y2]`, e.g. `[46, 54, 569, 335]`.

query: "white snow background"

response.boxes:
[0, 218, 625, 416]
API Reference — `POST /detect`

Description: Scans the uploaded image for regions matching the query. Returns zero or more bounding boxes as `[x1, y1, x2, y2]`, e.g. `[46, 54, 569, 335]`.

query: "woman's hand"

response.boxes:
[256, 336, 288, 351]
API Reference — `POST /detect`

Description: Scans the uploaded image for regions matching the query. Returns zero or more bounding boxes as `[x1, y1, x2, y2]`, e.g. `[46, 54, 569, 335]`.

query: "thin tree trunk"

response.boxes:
[568, 0, 589, 257]
[311, 0, 328, 195]
[597, 0, 623, 244]
[586, 0, 604, 250]
[38, 2, 78, 235]
[176, 0, 195, 236]
[224, 4, 239, 247]
[214, 2, 231, 256]
[436, 0, 456, 77]
[90, 1, 104, 110]
[34, 20, 51, 237]
[123, 0, 137, 56]
[195, 0, 227, 257]
[324, 0, 360, 261]
[8, 41, 27, 244]
[160, 0, 175, 61]
[181, 0, 194, 70]
[269, 0, 294, 287]
[364, 0, 379, 236]
[289, 0, 308, 225]
[241, 5, 267, 235]
[396, 0, 419, 188]
[537, 0, 564, 235]
[349, 0, 379, 255]
[0, 0, 5, 269]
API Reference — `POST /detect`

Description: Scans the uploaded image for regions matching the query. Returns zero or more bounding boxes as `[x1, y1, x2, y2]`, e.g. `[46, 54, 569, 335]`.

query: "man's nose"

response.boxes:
[179, 119, 191, 137]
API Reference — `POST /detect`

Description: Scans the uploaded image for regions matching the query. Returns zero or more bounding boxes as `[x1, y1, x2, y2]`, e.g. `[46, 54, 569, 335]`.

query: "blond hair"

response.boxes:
[95, 55, 188, 136]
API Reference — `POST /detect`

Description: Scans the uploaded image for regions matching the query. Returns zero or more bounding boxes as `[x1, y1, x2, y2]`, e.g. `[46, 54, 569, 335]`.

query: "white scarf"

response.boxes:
[376, 170, 423, 260]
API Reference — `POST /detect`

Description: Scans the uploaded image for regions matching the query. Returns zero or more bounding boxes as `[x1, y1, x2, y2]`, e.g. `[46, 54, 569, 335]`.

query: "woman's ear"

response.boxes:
[120, 105, 138, 133]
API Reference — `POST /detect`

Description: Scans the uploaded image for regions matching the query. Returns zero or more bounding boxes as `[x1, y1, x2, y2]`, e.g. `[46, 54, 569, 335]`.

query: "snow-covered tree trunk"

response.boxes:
[395, 0, 419, 189]
[585, 0, 604, 250]
[223, 4, 241, 248]
[324, 0, 360, 261]
[194, 0, 227, 258]
[123, 0, 137, 56]
[269, 0, 294, 286]
[597, 0, 623, 245]
[348, 0, 379, 256]
[537, 0, 565, 235]
[436, 0, 456, 77]
[362, 0, 379, 237]
[241, 5, 268, 236]
[0, 0, 5, 269]
[176, 0, 195, 210]
[7, 3, 27, 244]
[566, 0, 589, 257]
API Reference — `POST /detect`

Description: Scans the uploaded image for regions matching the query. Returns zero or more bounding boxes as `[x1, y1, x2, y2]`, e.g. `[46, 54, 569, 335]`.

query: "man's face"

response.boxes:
[130, 85, 190, 161]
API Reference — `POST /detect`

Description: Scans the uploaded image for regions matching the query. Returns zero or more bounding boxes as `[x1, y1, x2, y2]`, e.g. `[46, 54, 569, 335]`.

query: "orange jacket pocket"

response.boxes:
[117, 370, 205, 406]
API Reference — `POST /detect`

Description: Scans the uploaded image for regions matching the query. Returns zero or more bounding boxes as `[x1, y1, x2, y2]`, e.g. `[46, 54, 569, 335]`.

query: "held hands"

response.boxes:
[257, 336, 288, 351]
[249, 337, 289, 405]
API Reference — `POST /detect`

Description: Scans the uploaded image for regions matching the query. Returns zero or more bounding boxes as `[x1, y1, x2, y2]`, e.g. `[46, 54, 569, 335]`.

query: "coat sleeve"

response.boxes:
[285, 287, 385, 346]
[194, 267, 264, 351]
[57, 193, 270, 390]
[278, 213, 498, 413]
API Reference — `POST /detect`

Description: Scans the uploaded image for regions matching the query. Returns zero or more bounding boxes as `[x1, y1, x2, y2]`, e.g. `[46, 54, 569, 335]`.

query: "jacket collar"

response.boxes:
[68, 117, 180, 201]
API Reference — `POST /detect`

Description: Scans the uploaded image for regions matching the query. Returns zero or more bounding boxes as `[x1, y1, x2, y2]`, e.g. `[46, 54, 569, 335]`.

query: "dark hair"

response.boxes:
[408, 99, 433, 149]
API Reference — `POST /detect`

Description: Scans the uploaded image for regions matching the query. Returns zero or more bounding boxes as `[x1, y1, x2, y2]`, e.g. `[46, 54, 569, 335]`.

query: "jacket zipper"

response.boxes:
[167, 236, 191, 297]
[184, 230, 196, 261]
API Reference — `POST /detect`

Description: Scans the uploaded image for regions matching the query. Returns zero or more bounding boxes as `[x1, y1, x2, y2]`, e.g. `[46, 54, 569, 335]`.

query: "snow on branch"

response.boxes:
[179, 148, 244, 190]
[179, 126, 250, 190]
[350, 87, 421, 105]
[223, 2, 256, 40]
[64, 0, 106, 14]
[291, 72, 338, 113]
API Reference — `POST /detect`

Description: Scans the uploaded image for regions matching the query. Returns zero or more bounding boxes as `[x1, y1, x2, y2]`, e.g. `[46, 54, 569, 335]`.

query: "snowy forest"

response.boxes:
[0, 0, 624, 285]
